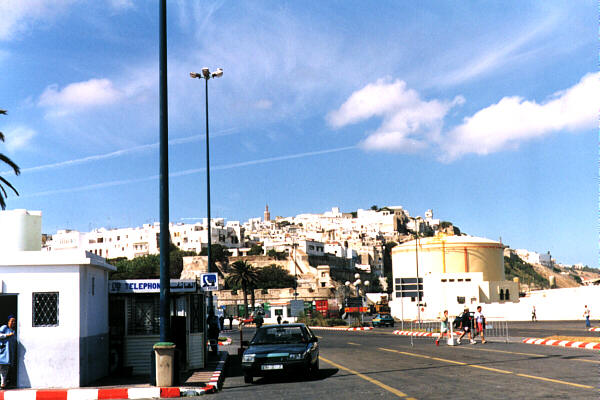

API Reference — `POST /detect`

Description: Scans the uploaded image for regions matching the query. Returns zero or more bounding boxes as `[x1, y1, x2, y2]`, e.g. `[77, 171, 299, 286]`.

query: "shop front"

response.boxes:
[108, 279, 206, 376]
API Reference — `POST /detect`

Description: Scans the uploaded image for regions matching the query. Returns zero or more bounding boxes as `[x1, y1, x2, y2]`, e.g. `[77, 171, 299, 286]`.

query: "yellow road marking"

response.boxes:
[515, 373, 595, 389]
[320, 356, 416, 399]
[378, 348, 595, 390]
[347, 342, 361, 346]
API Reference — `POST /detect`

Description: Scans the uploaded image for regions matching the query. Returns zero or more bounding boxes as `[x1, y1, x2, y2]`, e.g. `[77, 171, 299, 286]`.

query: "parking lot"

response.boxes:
[212, 321, 600, 399]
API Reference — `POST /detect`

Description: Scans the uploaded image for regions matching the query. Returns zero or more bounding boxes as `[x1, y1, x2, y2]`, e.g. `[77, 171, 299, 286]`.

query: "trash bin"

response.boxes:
[153, 342, 176, 387]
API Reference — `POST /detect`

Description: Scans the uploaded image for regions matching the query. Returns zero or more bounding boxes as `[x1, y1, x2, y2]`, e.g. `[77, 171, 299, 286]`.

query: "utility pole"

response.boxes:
[158, 0, 171, 343]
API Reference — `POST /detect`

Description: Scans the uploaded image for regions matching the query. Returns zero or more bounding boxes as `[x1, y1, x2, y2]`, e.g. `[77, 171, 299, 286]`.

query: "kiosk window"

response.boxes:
[128, 295, 160, 335]
[33, 292, 59, 327]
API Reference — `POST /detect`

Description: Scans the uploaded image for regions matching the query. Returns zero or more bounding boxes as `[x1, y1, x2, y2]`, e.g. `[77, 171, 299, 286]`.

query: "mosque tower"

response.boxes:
[264, 204, 271, 222]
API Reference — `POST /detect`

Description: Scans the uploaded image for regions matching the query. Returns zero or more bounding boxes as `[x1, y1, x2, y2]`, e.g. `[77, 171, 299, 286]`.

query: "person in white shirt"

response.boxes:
[473, 306, 486, 344]
[583, 305, 591, 328]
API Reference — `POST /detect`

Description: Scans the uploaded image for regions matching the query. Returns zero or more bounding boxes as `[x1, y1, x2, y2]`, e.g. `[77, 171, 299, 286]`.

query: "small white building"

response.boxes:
[0, 209, 115, 388]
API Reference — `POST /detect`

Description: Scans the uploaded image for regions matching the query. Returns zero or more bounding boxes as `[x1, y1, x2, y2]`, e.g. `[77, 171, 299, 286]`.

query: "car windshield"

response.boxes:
[251, 326, 308, 345]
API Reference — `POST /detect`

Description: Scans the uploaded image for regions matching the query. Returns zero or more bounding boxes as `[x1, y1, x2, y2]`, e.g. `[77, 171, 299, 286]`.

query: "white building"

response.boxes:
[45, 219, 244, 260]
[0, 209, 115, 388]
[390, 234, 518, 320]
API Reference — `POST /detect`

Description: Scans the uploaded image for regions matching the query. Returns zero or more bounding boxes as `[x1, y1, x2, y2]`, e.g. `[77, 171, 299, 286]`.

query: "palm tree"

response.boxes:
[226, 260, 259, 318]
[0, 110, 20, 210]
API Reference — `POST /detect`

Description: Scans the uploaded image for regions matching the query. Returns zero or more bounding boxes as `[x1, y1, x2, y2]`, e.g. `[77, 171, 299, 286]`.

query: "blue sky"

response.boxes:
[0, 1, 596, 267]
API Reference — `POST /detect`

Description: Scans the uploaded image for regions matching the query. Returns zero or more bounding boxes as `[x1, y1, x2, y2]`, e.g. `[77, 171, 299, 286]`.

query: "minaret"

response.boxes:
[264, 204, 271, 222]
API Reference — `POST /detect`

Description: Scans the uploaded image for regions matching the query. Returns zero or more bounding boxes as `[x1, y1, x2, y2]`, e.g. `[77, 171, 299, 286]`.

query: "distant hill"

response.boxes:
[505, 253, 600, 291]
[504, 253, 549, 290]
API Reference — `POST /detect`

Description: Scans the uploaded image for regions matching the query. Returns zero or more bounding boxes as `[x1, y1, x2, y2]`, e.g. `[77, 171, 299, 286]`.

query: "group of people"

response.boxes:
[436, 306, 487, 345]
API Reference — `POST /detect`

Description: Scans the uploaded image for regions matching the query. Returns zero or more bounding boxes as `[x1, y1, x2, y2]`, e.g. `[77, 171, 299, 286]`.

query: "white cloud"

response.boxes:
[255, 99, 272, 110]
[442, 72, 600, 161]
[329, 72, 598, 161]
[108, 0, 134, 11]
[1, 126, 37, 152]
[327, 78, 463, 152]
[38, 78, 122, 116]
[0, 0, 76, 41]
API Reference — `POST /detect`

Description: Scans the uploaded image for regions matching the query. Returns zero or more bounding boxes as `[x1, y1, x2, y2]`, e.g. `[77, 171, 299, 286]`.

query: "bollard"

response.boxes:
[153, 342, 176, 387]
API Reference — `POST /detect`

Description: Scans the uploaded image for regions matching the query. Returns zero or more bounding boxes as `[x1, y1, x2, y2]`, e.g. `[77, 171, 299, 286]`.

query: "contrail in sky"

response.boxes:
[2, 128, 237, 175]
[20, 145, 357, 198]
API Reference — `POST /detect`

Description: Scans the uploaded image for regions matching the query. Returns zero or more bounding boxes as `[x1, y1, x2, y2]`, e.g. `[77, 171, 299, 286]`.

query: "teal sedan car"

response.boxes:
[371, 313, 395, 327]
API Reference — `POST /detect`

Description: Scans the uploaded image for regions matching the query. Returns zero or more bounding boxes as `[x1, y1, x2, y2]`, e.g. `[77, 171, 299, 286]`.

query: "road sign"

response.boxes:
[395, 277, 423, 299]
[344, 307, 368, 313]
[290, 300, 305, 317]
[345, 297, 363, 307]
[200, 273, 219, 291]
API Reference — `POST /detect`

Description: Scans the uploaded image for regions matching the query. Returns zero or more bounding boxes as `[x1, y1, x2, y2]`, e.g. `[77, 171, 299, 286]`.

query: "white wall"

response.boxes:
[1, 265, 81, 388]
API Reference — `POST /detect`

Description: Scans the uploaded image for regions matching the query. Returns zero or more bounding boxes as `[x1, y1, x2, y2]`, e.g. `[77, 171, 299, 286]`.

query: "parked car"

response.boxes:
[241, 323, 319, 383]
[371, 313, 395, 327]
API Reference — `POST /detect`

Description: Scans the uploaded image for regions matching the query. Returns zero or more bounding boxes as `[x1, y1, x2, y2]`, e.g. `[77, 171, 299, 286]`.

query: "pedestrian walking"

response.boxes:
[531, 306, 537, 322]
[473, 306, 487, 344]
[228, 315, 233, 330]
[277, 315, 282, 325]
[457, 308, 475, 345]
[435, 310, 449, 346]
[207, 311, 220, 356]
[583, 305, 591, 328]
[0, 315, 17, 389]
[219, 315, 225, 331]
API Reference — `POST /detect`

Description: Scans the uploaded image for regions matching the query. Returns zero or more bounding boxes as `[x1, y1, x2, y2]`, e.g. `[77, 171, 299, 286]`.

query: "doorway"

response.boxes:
[0, 294, 18, 386]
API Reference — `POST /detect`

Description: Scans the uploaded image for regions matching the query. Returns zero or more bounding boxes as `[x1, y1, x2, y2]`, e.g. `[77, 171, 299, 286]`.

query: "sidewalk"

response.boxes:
[0, 352, 229, 400]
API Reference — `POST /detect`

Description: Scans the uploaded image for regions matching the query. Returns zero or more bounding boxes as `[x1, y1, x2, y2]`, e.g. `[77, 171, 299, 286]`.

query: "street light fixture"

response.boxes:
[190, 67, 223, 317]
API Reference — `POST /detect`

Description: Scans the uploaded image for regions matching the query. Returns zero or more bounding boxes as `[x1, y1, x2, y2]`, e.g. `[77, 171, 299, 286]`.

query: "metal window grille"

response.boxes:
[127, 295, 160, 335]
[32, 292, 59, 327]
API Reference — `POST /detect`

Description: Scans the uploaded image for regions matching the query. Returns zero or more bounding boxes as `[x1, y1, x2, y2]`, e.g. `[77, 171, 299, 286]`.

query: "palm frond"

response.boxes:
[0, 154, 20, 175]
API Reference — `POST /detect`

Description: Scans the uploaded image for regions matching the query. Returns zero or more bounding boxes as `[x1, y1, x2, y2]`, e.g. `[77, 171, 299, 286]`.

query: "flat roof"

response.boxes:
[0, 250, 116, 271]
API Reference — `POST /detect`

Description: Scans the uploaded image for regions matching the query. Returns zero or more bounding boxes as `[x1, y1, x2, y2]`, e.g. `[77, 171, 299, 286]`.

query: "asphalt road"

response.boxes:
[212, 322, 600, 400]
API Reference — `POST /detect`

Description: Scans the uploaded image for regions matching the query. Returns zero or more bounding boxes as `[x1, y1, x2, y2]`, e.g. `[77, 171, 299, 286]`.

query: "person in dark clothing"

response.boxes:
[277, 315, 282, 325]
[207, 311, 220, 355]
[228, 315, 233, 330]
[457, 308, 475, 345]
[219, 315, 225, 331]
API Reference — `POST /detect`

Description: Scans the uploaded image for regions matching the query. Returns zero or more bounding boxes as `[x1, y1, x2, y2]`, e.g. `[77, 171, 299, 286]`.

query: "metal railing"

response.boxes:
[396, 318, 509, 345]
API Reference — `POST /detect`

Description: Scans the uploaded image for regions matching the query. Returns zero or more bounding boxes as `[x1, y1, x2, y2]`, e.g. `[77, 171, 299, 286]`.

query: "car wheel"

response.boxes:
[311, 357, 319, 374]
[390, 323, 394, 328]
[243, 373, 253, 384]
[372, 322, 376, 327]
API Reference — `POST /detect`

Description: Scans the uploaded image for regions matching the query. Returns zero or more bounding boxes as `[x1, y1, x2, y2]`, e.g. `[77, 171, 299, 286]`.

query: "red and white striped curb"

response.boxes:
[393, 330, 440, 337]
[309, 326, 351, 331]
[0, 386, 218, 400]
[309, 326, 373, 331]
[588, 327, 600, 332]
[522, 338, 600, 350]
[207, 338, 233, 346]
[207, 357, 227, 388]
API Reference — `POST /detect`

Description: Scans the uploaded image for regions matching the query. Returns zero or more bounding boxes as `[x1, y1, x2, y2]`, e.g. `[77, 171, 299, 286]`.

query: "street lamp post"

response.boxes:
[190, 67, 223, 316]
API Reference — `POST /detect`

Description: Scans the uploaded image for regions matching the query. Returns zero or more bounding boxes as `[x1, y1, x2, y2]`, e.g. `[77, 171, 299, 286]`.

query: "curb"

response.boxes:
[393, 330, 439, 337]
[522, 337, 600, 350]
[588, 328, 600, 332]
[0, 386, 217, 400]
[308, 326, 374, 331]
[0, 354, 229, 399]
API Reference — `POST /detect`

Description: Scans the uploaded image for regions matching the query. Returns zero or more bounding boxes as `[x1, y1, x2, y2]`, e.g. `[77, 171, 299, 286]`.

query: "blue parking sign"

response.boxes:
[200, 273, 219, 291]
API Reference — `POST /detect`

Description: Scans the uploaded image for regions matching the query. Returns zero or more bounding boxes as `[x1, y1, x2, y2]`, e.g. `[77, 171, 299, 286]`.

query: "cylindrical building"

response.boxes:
[392, 235, 505, 281]
[0, 209, 42, 251]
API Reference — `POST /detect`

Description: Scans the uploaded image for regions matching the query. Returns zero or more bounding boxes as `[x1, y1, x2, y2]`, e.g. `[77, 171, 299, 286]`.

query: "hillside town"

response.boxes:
[39, 205, 597, 323]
